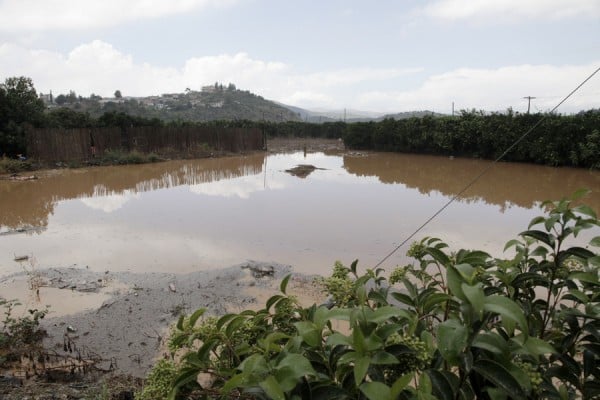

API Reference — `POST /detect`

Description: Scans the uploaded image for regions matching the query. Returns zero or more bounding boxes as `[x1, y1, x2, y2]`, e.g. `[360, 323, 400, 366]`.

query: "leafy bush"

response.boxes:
[0, 298, 47, 366]
[162, 190, 599, 399]
[0, 156, 34, 173]
[135, 358, 177, 400]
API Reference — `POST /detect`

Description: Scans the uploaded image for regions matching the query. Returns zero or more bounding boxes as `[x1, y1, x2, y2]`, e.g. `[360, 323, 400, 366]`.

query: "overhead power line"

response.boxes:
[373, 65, 600, 269]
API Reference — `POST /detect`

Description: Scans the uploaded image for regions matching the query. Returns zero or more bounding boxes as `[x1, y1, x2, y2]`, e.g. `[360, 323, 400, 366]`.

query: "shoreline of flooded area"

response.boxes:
[1, 150, 598, 279]
[1, 262, 326, 378]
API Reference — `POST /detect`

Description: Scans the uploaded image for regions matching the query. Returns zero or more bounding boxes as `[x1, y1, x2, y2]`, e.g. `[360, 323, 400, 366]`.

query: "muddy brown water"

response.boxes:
[1, 151, 599, 278]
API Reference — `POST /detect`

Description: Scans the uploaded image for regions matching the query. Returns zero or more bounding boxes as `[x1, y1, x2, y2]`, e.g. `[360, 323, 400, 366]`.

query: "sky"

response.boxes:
[0, 0, 598, 114]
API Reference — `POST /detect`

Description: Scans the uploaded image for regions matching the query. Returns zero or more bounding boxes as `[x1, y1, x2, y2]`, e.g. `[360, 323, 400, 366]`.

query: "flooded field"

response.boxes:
[1, 151, 599, 277]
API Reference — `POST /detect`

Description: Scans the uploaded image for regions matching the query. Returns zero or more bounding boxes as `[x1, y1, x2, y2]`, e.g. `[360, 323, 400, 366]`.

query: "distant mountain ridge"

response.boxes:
[46, 85, 443, 123]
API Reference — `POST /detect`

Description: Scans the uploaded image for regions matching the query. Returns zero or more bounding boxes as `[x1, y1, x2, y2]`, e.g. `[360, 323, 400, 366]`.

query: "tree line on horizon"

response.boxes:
[1, 76, 598, 169]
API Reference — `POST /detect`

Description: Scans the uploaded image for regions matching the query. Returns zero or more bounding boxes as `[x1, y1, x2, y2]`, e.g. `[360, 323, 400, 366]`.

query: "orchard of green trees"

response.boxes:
[343, 112, 600, 169]
[1, 76, 598, 168]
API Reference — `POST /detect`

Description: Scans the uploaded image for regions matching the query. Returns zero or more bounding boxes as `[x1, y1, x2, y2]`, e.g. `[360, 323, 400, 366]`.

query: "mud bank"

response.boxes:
[1, 262, 325, 380]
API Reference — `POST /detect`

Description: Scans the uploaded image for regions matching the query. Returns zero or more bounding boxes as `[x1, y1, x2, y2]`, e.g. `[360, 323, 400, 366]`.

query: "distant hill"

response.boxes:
[47, 85, 445, 123]
[48, 85, 301, 122]
[277, 103, 445, 123]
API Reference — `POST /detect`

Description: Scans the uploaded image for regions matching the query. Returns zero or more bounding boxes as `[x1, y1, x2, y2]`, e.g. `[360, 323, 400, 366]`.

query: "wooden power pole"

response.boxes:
[523, 96, 536, 114]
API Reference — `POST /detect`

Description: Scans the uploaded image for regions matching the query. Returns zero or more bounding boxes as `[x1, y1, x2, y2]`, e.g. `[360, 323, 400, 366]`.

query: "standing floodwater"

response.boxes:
[1, 151, 599, 276]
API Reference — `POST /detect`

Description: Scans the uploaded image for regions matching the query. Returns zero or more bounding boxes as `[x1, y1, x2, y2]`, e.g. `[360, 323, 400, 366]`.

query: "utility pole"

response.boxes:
[452, 101, 454, 116]
[523, 96, 536, 114]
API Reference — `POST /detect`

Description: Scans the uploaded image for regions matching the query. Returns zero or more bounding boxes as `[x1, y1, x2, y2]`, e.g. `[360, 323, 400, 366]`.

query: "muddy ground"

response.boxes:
[0, 138, 340, 398]
[0, 262, 326, 398]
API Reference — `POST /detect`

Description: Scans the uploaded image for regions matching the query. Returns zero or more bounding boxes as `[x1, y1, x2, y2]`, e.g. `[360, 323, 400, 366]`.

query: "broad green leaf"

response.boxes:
[519, 230, 555, 248]
[262, 332, 289, 352]
[520, 336, 555, 357]
[360, 381, 391, 400]
[472, 332, 508, 355]
[569, 272, 599, 285]
[437, 319, 468, 365]
[313, 306, 332, 328]
[338, 351, 358, 366]
[422, 292, 452, 313]
[511, 272, 548, 288]
[221, 373, 247, 393]
[371, 305, 409, 323]
[259, 375, 285, 400]
[483, 295, 529, 337]
[294, 321, 321, 347]
[188, 308, 206, 327]
[447, 265, 466, 301]
[530, 245, 549, 257]
[426, 369, 455, 400]
[563, 289, 589, 304]
[266, 294, 284, 311]
[239, 354, 268, 376]
[472, 359, 526, 400]
[391, 292, 415, 307]
[216, 313, 239, 330]
[352, 323, 367, 354]
[354, 355, 370, 386]
[425, 247, 451, 267]
[590, 236, 600, 247]
[176, 314, 185, 330]
[458, 250, 491, 266]
[324, 307, 352, 322]
[462, 283, 484, 319]
[528, 216, 546, 229]
[504, 239, 522, 252]
[418, 372, 433, 396]
[275, 354, 316, 391]
[371, 351, 399, 365]
[280, 274, 292, 294]
[573, 204, 597, 219]
[563, 246, 596, 260]
[326, 332, 350, 347]
[390, 373, 414, 398]
[168, 367, 201, 400]
[225, 315, 248, 338]
[588, 255, 600, 268]
[455, 263, 476, 283]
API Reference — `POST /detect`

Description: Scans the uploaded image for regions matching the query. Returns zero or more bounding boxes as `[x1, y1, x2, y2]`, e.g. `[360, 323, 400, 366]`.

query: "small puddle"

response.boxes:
[0, 275, 129, 318]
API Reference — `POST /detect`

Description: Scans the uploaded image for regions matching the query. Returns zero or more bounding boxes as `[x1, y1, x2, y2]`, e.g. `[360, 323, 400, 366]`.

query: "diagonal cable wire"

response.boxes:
[373, 65, 600, 269]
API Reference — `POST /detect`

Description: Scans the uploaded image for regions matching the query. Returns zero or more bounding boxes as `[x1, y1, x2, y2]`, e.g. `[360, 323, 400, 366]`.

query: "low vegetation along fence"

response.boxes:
[26, 126, 264, 163]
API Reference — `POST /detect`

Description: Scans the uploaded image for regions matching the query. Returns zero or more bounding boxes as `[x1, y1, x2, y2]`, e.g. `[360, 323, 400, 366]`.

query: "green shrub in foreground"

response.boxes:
[160, 189, 599, 400]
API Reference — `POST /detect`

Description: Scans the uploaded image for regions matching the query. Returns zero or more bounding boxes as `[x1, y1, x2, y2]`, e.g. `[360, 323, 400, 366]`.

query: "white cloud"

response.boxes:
[0, 40, 598, 113]
[423, 0, 600, 21]
[0, 0, 238, 32]
[80, 189, 139, 213]
[0, 40, 423, 109]
[356, 62, 600, 113]
[189, 175, 284, 198]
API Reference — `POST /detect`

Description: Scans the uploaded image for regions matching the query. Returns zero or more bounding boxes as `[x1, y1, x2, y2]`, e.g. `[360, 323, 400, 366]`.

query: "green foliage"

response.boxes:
[0, 298, 48, 366]
[343, 110, 600, 169]
[135, 359, 177, 400]
[163, 191, 599, 399]
[0, 156, 34, 173]
[0, 76, 45, 156]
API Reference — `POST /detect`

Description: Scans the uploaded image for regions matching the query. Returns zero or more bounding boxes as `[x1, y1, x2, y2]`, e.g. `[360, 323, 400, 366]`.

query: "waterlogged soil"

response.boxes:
[0, 263, 326, 399]
[0, 138, 339, 399]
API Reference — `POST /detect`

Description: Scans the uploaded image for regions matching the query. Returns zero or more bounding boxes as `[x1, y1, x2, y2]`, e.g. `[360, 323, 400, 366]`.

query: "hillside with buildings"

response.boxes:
[42, 83, 301, 123]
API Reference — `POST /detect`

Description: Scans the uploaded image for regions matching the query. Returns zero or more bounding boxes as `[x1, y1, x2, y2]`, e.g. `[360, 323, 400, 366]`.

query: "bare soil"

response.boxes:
[0, 262, 326, 399]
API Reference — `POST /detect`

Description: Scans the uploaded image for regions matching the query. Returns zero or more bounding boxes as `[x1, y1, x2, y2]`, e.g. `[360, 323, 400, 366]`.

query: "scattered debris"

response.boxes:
[284, 164, 325, 178]
[241, 263, 275, 278]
